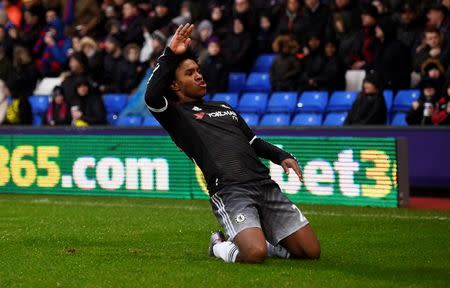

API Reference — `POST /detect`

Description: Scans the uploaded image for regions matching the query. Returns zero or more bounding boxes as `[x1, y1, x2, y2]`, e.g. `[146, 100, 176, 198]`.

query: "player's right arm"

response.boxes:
[144, 23, 194, 112]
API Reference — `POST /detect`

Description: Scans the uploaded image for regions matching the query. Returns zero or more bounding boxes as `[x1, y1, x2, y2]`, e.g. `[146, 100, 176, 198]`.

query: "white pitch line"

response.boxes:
[0, 198, 448, 221]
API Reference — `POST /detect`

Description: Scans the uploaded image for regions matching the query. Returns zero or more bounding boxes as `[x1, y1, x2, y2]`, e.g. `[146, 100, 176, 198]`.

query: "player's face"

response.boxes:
[173, 59, 207, 101]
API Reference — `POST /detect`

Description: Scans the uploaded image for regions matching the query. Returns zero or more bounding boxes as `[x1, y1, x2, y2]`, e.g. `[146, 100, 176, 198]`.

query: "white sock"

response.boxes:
[267, 241, 290, 259]
[213, 241, 239, 263]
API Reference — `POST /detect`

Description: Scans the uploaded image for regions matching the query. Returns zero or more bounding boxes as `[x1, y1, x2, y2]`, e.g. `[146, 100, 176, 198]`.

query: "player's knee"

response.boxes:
[240, 245, 267, 263]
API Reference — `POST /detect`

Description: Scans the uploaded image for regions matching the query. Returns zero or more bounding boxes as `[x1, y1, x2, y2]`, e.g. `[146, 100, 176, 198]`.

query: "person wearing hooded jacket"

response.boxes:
[344, 72, 387, 125]
[70, 78, 106, 126]
[373, 17, 411, 92]
[406, 77, 440, 126]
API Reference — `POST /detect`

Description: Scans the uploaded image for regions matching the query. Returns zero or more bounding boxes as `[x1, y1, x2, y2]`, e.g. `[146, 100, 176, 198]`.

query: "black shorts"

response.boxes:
[210, 180, 309, 245]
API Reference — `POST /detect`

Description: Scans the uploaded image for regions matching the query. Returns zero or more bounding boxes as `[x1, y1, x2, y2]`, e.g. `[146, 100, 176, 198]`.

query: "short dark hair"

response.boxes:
[165, 49, 199, 101]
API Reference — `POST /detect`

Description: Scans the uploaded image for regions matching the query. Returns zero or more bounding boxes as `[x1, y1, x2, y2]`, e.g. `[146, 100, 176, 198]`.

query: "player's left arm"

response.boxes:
[236, 111, 303, 182]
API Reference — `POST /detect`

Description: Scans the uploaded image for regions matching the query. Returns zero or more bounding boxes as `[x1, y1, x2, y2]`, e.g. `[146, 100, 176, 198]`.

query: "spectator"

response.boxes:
[200, 37, 229, 94]
[331, 0, 361, 33]
[45, 85, 70, 126]
[208, 3, 230, 40]
[233, 0, 259, 34]
[0, 24, 15, 59]
[105, 18, 124, 44]
[222, 18, 254, 72]
[373, 17, 411, 91]
[275, 0, 305, 45]
[344, 72, 387, 125]
[298, 33, 327, 91]
[421, 59, 446, 95]
[371, 0, 392, 20]
[350, 4, 378, 70]
[100, 35, 127, 93]
[0, 45, 13, 84]
[256, 13, 276, 54]
[62, 0, 101, 37]
[2, 0, 22, 28]
[333, 13, 358, 68]
[171, 1, 192, 27]
[414, 28, 448, 73]
[394, 2, 422, 54]
[33, 18, 71, 77]
[426, 4, 450, 48]
[432, 81, 450, 125]
[122, 43, 145, 93]
[120, 1, 144, 46]
[406, 77, 440, 125]
[4, 86, 32, 125]
[322, 38, 346, 91]
[0, 80, 10, 125]
[20, 5, 43, 52]
[270, 35, 301, 91]
[80, 36, 104, 86]
[302, 0, 335, 46]
[145, 0, 172, 36]
[70, 78, 106, 126]
[144, 30, 167, 67]
[8, 46, 38, 100]
[61, 51, 90, 104]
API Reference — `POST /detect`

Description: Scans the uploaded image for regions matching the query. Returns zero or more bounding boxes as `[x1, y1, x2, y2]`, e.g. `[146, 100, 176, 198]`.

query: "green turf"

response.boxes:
[0, 194, 449, 288]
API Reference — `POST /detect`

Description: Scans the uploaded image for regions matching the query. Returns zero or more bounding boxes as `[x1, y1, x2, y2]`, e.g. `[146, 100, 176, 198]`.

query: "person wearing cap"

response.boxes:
[199, 36, 229, 94]
[394, 1, 422, 52]
[71, 78, 106, 126]
[344, 72, 387, 125]
[406, 77, 440, 125]
[350, 3, 378, 70]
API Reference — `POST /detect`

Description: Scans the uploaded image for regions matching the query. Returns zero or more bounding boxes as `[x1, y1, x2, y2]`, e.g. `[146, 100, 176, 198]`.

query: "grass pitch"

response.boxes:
[0, 194, 449, 288]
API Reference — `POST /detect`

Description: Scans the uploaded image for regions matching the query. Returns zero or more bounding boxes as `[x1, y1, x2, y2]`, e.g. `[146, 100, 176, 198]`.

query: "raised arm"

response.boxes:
[144, 23, 194, 111]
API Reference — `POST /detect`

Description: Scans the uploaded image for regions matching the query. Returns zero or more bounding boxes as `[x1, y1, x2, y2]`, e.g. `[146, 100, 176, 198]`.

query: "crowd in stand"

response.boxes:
[0, 0, 449, 126]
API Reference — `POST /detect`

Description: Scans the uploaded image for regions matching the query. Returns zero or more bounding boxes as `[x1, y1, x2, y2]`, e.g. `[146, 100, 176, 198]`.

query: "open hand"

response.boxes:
[169, 23, 194, 55]
[281, 158, 304, 182]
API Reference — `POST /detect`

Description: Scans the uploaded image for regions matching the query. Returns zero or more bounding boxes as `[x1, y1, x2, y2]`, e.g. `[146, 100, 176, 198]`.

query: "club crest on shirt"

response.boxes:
[194, 112, 205, 119]
[235, 213, 246, 223]
[192, 106, 202, 111]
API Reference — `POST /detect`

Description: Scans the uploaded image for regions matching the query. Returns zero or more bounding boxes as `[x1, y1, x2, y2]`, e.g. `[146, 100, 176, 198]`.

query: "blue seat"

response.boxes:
[267, 91, 297, 113]
[260, 113, 290, 126]
[297, 91, 328, 113]
[237, 92, 268, 114]
[240, 113, 259, 126]
[228, 72, 246, 93]
[115, 115, 142, 126]
[32, 114, 43, 126]
[391, 112, 408, 126]
[323, 112, 348, 126]
[393, 90, 420, 112]
[291, 113, 322, 126]
[142, 115, 160, 127]
[29, 95, 49, 114]
[212, 92, 239, 108]
[244, 72, 271, 92]
[383, 90, 393, 112]
[107, 113, 119, 125]
[327, 91, 358, 112]
[102, 93, 128, 114]
[252, 54, 276, 72]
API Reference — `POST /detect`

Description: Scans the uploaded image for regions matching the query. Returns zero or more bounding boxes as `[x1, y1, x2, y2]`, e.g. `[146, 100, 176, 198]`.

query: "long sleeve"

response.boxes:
[144, 47, 180, 112]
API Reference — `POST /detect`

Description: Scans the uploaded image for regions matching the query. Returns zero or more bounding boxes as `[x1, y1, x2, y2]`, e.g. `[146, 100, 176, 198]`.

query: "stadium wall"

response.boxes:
[0, 127, 412, 207]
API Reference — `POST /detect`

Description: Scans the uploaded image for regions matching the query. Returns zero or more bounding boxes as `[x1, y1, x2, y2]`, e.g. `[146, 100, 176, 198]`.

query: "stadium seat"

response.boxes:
[103, 94, 128, 114]
[28, 95, 50, 114]
[32, 114, 43, 126]
[259, 113, 290, 126]
[115, 115, 142, 126]
[267, 91, 297, 113]
[345, 70, 366, 91]
[391, 112, 408, 126]
[327, 91, 358, 112]
[323, 112, 348, 126]
[393, 89, 420, 112]
[33, 77, 63, 96]
[237, 92, 268, 114]
[297, 91, 328, 113]
[228, 72, 246, 93]
[212, 92, 239, 108]
[240, 113, 259, 126]
[291, 113, 322, 126]
[251, 54, 276, 72]
[107, 113, 119, 125]
[142, 115, 160, 127]
[383, 90, 393, 112]
[244, 72, 271, 92]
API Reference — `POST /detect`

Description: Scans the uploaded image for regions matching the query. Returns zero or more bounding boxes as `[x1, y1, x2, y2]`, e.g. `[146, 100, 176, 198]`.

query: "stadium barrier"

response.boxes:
[0, 128, 409, 208]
